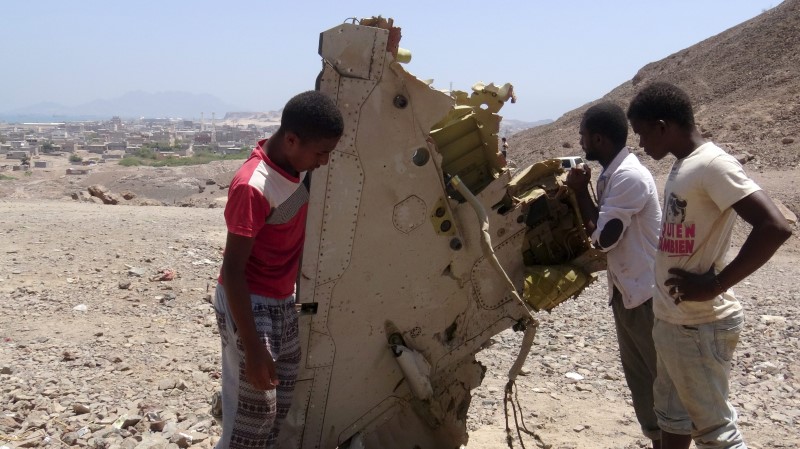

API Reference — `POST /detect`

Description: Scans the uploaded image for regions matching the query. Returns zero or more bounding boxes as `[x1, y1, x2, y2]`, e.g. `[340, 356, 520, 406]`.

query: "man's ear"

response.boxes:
[283, 131, 300, 152]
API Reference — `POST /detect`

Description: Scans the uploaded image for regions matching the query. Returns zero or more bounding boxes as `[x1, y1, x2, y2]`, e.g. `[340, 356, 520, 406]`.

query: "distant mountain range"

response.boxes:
[0, 91, 241, 122]
[501, 118, 552, 137]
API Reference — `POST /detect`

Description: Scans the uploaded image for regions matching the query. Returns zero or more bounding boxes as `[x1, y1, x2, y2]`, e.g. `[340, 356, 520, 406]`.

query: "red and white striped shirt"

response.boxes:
[219, 140, 308, 298]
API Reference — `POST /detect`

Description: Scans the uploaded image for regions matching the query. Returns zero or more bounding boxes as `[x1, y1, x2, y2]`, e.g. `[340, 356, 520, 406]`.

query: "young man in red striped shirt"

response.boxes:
[214, 91, 343, 448]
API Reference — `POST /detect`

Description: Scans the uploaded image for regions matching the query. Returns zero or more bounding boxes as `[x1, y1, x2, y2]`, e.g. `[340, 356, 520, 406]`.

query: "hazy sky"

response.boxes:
[0, 1, 779, 121]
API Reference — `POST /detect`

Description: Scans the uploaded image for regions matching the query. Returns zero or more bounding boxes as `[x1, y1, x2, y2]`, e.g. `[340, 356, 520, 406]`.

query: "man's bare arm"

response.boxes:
[716, 191, 793, 289]
[222, 232, 278, 390]
[566, 166, 623, 248]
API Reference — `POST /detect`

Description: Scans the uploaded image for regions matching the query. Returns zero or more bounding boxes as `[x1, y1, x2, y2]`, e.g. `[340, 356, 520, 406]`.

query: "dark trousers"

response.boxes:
[611, 287, 660, 440]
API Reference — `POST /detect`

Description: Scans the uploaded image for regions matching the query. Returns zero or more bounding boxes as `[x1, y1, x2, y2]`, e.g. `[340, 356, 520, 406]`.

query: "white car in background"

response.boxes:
[556, 156, 584, 169]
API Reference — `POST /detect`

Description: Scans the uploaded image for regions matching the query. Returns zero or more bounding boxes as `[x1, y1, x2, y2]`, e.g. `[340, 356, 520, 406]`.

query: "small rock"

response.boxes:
[170, 432, 193, 448]
[62, 432, 79, 445]
[120, 436, 138, 449]
[128, 267, 146, 277]
[759, 315, 787, 326]
[73, 403, 91, 414]
[0, 415, 21, 432]
[161, 420, 178, 438]
[772, 199, 797, 225]
[112, 414, 142, 429]
[769, 413, 789, 423]
[16, 429, 46, 448]
[753, 361, 779, 374]
[565, 372, 584, 382]
[122, 415, 142, 429]
[158, 378, 178, 390]
[159, 293, 177, 305]
[73, 304, 88, 312]
[781, 137, 794, 145]
[0, 366, 12, 375]
[733, 152, 754, 165]
[119, 280, 132, 290]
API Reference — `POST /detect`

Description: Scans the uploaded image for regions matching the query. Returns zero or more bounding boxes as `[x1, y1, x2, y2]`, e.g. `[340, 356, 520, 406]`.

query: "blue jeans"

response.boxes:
[652, 311, 746, 448]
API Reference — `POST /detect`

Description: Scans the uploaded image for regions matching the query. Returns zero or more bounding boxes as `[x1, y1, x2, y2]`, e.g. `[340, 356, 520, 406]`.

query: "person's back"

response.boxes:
[599, 154, 660, 304]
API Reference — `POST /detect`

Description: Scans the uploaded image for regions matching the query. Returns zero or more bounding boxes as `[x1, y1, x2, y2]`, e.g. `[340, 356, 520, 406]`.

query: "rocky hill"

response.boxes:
[511, 0, 800, 177]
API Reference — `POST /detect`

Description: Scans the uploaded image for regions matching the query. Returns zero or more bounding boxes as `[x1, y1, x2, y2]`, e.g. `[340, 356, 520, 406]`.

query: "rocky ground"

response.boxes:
[1, 157, 798, 449]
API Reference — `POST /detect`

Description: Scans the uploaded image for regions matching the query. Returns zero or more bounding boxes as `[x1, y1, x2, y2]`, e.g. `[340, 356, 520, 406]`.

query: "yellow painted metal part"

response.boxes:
[430, 83, 516, 195]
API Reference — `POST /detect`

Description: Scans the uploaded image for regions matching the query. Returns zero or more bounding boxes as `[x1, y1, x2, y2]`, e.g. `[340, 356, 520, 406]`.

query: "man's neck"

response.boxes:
[265, 139, 299, 177]
[599, 147, 625, 170]
[673, 129, 707, 159]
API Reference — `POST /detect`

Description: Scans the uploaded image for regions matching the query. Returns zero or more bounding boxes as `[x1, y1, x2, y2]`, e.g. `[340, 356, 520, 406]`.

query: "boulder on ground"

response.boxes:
[88, 185, 121, 205]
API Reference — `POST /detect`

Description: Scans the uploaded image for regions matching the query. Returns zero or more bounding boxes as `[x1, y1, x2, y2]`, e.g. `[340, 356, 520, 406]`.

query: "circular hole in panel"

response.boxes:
[412, 148, 430, 166]
[393, 95, 408, 109]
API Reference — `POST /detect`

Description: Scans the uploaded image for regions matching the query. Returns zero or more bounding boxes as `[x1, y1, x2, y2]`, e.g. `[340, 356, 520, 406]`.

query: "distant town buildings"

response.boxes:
[0, 115, 280, 166]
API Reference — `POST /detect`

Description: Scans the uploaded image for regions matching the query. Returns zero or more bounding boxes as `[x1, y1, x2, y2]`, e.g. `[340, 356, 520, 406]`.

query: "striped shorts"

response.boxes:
[213, 285, 301, 449]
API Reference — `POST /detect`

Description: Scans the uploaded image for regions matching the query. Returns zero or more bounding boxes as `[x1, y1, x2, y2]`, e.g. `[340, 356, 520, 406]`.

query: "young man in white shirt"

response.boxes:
[627, 82, 792, 449]
[566, 102, 663, 449]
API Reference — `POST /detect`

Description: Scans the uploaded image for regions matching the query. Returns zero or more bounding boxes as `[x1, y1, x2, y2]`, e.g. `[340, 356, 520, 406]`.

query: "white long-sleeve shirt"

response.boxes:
[592, 148, 661, 309]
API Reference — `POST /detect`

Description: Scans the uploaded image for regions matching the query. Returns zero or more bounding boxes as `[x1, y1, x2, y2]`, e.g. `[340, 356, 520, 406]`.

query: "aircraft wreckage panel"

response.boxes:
[279, 17, 605, 449]
[319, 23, 389, 81]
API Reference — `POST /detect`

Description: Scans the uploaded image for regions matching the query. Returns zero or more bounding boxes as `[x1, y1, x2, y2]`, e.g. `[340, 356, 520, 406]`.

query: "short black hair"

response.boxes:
[581, 102, 628, 148]
[278, 90, 344, 141]
[627, 82, 695, 129]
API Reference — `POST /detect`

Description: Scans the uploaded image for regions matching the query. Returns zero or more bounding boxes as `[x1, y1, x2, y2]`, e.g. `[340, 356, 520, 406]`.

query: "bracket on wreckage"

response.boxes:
[279, 16, 607, 449]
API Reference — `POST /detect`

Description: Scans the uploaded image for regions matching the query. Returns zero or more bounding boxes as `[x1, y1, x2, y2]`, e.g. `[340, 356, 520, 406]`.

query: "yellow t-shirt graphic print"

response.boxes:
[659, 193, 695, 256]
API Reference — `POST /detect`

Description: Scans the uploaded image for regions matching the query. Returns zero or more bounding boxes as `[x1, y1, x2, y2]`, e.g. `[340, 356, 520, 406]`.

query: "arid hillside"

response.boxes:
[511, 0, 799, 180]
